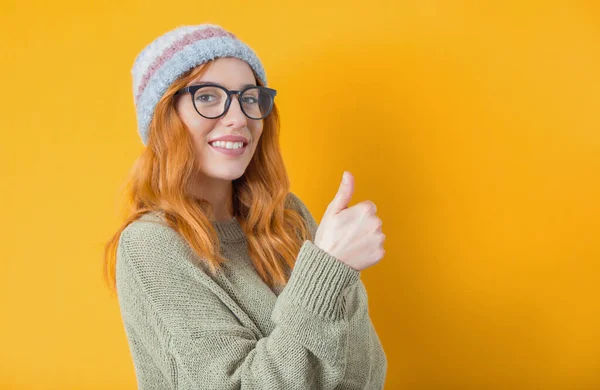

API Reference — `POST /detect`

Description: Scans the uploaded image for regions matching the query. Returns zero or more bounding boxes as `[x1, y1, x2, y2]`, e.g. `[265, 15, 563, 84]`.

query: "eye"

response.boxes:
[241, 96, 258, 104]
[196, 94, 217, 103]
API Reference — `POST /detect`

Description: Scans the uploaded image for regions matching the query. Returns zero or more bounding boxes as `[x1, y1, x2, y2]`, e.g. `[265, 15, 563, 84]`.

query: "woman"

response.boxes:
[104, 23, 387, 389]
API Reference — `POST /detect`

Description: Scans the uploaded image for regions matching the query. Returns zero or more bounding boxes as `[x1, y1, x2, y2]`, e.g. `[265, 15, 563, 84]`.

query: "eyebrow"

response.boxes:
[189, 81, 257, 89]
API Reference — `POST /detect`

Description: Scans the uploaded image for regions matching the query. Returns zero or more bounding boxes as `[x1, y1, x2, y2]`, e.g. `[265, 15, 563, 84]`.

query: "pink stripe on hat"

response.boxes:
[135, 27, 236, 103]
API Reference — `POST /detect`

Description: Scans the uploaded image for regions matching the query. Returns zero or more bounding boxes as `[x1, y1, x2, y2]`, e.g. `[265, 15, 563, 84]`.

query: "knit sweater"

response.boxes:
[115, 192, 387, 389]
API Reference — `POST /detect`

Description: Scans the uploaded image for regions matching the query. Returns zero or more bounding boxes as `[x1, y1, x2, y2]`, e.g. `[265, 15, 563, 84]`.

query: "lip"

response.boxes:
[209, 142, 248, 157]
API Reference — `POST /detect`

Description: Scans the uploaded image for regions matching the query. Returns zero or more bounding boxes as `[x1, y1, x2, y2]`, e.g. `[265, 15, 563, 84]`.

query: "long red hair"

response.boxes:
[103, 62, 311, 294]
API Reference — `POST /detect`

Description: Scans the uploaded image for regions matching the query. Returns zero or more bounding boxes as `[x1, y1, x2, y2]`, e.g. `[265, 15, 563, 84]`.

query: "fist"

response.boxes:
[314, 171, 385, 271]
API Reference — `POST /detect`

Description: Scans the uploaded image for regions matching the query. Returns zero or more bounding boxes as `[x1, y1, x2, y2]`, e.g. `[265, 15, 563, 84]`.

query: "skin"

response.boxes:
[174, 57, 264, 222]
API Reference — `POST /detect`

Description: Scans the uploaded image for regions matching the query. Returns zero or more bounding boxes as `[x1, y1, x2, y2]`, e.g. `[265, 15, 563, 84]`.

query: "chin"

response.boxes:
[203, 168, 247, 181]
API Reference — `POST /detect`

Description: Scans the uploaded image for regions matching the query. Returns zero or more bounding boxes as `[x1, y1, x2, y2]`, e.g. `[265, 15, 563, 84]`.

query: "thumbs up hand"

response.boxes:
[313, 171, 386, 271]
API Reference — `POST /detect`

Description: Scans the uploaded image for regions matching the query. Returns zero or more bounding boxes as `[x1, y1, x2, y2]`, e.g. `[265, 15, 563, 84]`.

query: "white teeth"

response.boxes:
[209, 141, 245, 149]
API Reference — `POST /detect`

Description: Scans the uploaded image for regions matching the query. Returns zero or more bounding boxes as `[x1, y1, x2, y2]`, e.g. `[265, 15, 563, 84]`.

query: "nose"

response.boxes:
[221, 95, 247, 129]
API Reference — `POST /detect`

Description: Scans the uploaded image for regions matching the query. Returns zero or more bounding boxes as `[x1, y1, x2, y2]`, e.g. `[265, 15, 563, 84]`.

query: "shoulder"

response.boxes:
[285, 192, 311, 216]
[119, 211, 186, 252]
[116, 211, 196, 277]
[285, 191, 318, 236]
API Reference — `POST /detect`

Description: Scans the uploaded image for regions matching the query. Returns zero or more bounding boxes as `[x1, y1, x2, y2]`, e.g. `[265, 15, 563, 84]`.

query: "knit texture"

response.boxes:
[131, 23, 268, 146]
[115, 192, 387, 389]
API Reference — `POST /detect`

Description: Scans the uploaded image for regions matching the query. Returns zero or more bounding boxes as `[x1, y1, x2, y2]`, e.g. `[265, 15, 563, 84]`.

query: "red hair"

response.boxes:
[103, 62, 311, 293]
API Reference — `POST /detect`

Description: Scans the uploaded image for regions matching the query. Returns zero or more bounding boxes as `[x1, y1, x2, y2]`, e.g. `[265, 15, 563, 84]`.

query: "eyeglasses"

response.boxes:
[174, 83, 277, 120]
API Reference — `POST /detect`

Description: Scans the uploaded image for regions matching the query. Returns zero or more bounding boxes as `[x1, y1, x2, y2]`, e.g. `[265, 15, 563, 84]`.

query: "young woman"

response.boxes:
[104, 23, 387, 389]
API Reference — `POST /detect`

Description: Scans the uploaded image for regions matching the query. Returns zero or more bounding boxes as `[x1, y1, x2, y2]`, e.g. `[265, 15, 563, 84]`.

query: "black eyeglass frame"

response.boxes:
[174, 83, 278, 120]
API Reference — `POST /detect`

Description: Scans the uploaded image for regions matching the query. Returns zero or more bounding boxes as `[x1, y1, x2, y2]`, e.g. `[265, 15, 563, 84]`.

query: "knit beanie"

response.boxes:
[131, 24, 268, 146]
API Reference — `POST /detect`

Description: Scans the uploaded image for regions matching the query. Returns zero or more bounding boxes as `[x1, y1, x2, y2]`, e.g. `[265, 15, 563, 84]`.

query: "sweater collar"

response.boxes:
[211, 216, 246, 242]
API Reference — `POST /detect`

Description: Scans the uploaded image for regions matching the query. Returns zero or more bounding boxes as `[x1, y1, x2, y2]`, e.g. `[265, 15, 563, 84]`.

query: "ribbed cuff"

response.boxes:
[280, 240, 361, 320]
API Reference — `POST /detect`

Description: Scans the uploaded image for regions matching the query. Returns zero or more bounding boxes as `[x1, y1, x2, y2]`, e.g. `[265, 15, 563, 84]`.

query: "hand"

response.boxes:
[313, 171, 386, 271]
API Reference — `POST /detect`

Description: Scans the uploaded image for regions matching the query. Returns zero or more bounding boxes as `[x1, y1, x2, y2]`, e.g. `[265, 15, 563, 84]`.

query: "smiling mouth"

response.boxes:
[207, 141, 249, 149]
[207, 141, 250, 157]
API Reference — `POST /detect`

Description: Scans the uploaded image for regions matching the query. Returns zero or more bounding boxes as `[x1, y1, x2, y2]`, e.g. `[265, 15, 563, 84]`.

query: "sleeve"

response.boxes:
[115, 213, 362, 389]
[288, 192, 388, 389]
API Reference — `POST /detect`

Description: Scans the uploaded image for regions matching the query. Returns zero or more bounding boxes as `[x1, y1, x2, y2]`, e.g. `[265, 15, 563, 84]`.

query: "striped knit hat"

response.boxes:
[131, 24, 268, 146]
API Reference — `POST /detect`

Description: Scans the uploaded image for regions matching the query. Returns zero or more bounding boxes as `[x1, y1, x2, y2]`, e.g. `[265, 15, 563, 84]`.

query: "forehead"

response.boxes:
[188, 57, 257, 89]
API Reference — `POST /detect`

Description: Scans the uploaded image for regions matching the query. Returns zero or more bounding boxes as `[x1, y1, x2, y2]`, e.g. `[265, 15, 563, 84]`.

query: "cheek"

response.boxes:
[176, 100, 214, 140]
[183, 116, 215, 143]
[251, 122, 264, 142]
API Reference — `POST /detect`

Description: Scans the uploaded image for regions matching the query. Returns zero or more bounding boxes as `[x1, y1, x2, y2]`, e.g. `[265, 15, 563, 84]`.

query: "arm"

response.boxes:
[288, 192, 388, 389]
[116, 217, 360, 390]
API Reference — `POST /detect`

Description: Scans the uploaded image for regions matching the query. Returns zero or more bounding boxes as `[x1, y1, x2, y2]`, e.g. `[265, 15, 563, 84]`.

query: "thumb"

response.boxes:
[326, 171, 354, 216]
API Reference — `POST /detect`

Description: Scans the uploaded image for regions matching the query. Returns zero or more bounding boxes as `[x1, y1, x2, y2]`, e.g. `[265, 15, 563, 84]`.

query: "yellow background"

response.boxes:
[1, 0, 599, 389]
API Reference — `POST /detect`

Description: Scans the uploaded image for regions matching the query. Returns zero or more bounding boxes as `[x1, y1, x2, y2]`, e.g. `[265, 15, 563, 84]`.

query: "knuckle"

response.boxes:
[360, 204, 370, 215]
[361, 200, 377, 215]
[369, 216, 382, 232]
[368, 200, 377, 213]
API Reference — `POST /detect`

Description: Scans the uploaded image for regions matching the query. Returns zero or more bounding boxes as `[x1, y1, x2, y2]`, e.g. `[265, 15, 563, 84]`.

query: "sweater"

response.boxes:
[115, 192, 388, 389]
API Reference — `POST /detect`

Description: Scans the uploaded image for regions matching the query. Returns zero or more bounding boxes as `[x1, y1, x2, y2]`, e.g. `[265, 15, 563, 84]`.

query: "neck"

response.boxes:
[187, 173, 234, 222]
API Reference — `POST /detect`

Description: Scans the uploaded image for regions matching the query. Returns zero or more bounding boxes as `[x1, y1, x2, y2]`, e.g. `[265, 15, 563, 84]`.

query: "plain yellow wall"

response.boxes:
[1, 0, 599, 389]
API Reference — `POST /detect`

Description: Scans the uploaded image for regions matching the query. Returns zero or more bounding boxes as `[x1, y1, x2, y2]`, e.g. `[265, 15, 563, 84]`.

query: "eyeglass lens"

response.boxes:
[193, 86, 273, 119]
